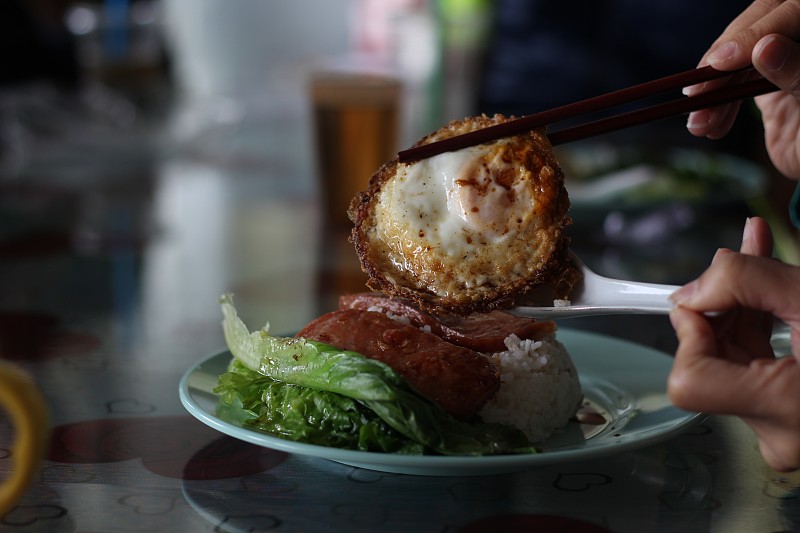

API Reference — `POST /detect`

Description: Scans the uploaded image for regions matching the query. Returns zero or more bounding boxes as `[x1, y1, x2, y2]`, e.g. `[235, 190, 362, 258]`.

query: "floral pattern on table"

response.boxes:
[47, 416, 288, 479]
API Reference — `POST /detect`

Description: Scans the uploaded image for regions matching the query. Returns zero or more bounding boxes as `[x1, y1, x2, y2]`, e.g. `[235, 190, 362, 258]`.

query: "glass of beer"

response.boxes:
[311, 72, 402, 229]
[310, 71, 402, 307]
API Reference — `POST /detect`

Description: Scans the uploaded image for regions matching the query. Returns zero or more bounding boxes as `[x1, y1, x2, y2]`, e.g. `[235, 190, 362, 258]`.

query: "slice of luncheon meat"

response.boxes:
[339, 292, 556, 353]
[296, 309, 500, 420]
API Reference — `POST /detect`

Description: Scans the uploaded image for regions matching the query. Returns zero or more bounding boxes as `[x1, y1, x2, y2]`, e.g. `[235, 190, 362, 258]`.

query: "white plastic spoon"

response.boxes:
[510, 254, 679, 319]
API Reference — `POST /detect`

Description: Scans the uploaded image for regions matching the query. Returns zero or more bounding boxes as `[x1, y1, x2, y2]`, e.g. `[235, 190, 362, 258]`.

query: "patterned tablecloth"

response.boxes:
[0, 122, 796, 533]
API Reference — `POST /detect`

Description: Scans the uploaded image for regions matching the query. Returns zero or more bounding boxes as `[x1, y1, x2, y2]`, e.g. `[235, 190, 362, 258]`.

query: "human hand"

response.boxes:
[684, 0, 800, 179]
[668, 217, 800, 471]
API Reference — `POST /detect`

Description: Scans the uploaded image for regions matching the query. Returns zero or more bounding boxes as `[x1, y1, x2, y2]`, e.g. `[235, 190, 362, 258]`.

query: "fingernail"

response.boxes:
[756, 35, 790, 72]
[686, 110, 711, 130]
[708, 41, 739, 66]
[682, 82, 704, 97]
[711, 247, 733, 264]
[670, 280, 697, 305]
[742, 216, 752, 245]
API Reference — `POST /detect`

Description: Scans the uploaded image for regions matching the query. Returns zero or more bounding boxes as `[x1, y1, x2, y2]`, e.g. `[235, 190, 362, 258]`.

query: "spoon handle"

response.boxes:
[510, 274, 680, 319]
[509, 304, 676, 319]
[577, 277, 679, 310]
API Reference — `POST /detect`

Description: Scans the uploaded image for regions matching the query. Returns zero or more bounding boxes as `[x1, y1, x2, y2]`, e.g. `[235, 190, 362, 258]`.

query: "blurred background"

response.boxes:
[1, 0, 799, 341]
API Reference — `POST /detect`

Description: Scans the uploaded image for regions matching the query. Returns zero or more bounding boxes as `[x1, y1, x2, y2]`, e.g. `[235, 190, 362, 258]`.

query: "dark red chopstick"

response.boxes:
[397, 65, 776, 162]
[548, 76, 777, 146]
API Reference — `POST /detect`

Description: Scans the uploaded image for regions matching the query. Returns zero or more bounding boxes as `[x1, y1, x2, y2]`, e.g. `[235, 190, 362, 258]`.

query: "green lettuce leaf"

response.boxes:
[217, 294, 533, 455]
[216, 360, 424, 453]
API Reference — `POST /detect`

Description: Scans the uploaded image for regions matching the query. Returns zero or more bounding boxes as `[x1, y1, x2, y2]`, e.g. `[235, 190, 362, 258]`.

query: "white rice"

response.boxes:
[377, 308, 582, 444]
[479, 333, 582, 444]
[367, 305, 412, 325]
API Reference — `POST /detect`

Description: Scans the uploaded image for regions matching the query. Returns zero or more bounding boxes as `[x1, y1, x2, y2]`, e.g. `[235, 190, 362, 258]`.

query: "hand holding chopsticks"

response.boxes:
[398, 65, 778, 163]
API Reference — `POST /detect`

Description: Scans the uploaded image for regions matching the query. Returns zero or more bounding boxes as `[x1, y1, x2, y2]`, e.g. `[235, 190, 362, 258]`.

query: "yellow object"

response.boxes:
[0, 361, 49, 516]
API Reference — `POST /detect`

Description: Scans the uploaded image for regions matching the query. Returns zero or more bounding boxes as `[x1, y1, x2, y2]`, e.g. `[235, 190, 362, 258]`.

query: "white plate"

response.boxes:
[179, 329, 703, 476]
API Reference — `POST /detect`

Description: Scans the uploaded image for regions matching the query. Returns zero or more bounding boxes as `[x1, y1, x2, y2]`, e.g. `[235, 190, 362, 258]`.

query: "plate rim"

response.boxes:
[179, 328, 704, 475]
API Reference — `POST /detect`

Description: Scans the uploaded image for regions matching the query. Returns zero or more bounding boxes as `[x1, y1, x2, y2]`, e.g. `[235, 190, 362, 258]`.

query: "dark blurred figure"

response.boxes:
[475, 0, 799, 284]
[0, 0, 79, 88]
[476, 0, 756, 152]
[479, 0, 751, 115]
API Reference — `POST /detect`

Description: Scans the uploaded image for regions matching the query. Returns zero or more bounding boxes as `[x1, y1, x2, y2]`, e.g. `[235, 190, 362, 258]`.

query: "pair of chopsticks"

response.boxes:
[398, 66, 778, 163]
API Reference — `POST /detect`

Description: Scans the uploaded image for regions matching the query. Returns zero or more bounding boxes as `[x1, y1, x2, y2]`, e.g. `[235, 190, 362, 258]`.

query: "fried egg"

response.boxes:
[349, 114, 578, 315]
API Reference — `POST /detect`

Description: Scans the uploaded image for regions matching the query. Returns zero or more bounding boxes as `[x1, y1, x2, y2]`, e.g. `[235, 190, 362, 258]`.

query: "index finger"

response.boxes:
[740, 216, 773, 257]
[685, 0, 800, 138]
[697, 0, 792, 70]
[671, 252, 800, 328]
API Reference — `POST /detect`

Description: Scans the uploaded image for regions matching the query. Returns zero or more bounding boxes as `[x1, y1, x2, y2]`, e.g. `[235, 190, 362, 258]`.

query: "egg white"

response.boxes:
[375, 143, 537, 270]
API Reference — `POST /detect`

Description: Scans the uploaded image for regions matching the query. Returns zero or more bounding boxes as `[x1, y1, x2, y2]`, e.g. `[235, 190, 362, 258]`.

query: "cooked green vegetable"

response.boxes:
[216, 294, 532, 455]
[216, 360, 423, 453]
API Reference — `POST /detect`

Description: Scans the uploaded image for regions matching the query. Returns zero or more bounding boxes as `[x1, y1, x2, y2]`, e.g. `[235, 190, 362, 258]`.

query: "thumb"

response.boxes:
[753, 35, 800, 97]
[740, 216, 773, 258]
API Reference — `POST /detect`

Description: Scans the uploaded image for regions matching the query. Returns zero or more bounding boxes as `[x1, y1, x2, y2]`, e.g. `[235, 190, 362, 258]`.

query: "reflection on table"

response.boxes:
[0, 84, 798, 533]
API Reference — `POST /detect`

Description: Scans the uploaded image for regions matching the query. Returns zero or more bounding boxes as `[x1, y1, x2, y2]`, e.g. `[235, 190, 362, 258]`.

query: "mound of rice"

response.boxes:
[479, 333, 582, 444]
